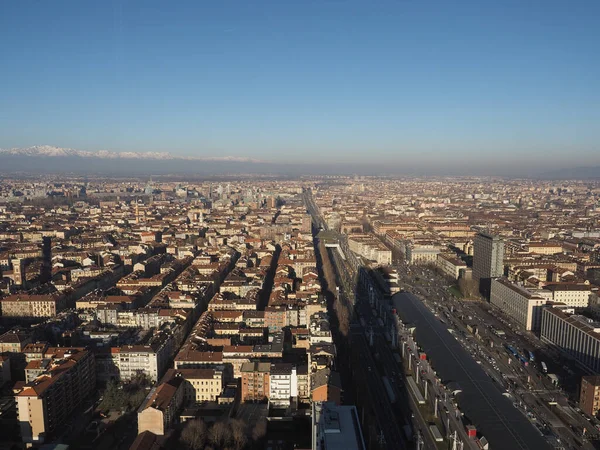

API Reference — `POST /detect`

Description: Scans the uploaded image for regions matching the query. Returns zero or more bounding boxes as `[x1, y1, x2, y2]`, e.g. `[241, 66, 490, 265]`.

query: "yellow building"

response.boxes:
[0, 329, 32, 353]
[176, 368, 223, 404]
[0, 294, 67, 318]
[527, 242, 562, 255]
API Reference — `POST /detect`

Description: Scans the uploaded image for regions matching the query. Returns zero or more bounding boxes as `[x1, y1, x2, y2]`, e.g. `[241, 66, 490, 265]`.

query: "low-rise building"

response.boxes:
[311, 402, 366, 450]
[406, 241, 442, 266]
[310, 368, 342, 405]
[171, 368, 223, 404]
[0, 328, 32, 353]
[137, 372, 185, 436]
[436, 253, 468, 280]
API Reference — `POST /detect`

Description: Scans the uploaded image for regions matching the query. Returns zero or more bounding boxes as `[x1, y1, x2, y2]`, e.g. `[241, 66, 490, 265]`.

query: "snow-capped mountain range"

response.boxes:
[0, 145, 262, 163]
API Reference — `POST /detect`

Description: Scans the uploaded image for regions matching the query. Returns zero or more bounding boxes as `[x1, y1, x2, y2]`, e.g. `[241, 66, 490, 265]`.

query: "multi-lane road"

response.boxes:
[395, 264, 598, 449]
[393, 291, 555, 450]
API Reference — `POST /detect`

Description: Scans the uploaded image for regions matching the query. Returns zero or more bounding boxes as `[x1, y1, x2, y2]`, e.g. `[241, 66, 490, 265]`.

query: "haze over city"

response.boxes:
[1, 1, 599, 176]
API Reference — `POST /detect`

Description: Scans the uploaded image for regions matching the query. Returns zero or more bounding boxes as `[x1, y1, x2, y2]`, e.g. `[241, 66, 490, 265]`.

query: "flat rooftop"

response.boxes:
[392, 292, 552, 450]
[312, 402, 365, 450]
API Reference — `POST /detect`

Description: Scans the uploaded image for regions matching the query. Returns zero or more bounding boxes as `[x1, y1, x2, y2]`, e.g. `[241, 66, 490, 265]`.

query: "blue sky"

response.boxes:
[0, 0, 598, 168]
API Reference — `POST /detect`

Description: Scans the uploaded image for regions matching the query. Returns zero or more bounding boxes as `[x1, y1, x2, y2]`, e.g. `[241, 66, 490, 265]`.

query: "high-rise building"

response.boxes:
[15, 348, 96, 444]
[473, 232, 504, 280]
[473, 232, 504, 297]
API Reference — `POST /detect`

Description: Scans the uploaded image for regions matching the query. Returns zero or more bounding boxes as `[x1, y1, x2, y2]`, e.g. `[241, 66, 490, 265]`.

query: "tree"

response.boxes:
[333, 298, 350, 337]
[99, 380, 127, 410]
[181, 419, 208, 450]
[209, 421, 230, 449]
[129, 370, 152, 388]
[229, 419, 248, 450]
[458, 277, 479, 299]
[252, 418, 267, 442]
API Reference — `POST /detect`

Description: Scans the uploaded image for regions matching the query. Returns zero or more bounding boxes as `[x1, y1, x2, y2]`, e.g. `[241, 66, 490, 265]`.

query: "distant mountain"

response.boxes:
[3, 145, 598, 178]
[0, 145, 262, 163]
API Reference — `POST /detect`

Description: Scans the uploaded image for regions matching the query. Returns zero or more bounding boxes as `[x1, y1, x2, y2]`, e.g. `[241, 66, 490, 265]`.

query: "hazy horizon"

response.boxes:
[0, 149, 598, 179]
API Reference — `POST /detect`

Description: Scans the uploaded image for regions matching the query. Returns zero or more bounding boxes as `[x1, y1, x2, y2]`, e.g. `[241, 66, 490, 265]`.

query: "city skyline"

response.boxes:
[1, 0, 599, 170]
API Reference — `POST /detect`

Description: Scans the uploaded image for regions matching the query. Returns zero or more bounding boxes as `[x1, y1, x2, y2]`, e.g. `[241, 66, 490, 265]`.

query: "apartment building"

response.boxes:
[0, 328, 32, 353]
[347, 234, 392, 265]
[527, 242, 563, 255]
[540, 308, 600, 373]
[436, 253, 468, 280]
[406, 241, 442, 265]
[265, 307, 287, 331]
[269, 363, 297, 408]
[309, 312, 333, 344]
[580, 376, 600, 416]
[16, 348, 96, 444]
[240, 361, 271, 402]
[76, 294, 137, 310]
[172, 368, 223, 404]
[310, 368, 342, 405]
[114, 332, 173, 382]
[138, 372, 185, 436]
[543, 284, 593, 309]
[297, 364, 309, 402]
[490, 278, 548, 331]
[173, 350, 226, 374]
[0, 294, 67, 318]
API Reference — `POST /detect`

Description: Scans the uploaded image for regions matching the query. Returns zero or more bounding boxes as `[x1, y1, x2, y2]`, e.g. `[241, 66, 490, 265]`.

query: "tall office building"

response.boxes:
[473, 232, 504, 298]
